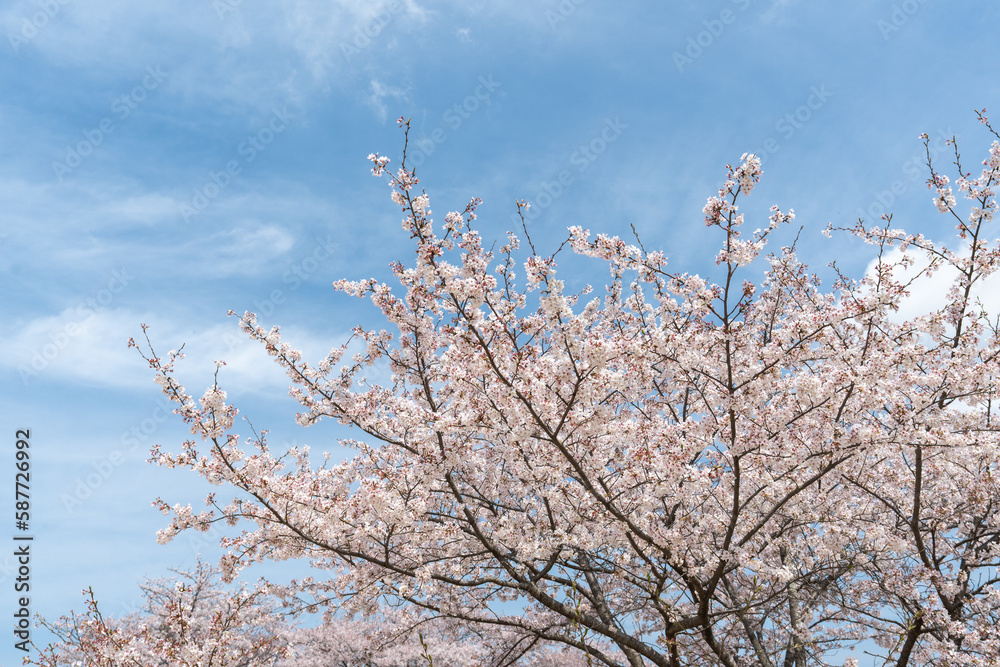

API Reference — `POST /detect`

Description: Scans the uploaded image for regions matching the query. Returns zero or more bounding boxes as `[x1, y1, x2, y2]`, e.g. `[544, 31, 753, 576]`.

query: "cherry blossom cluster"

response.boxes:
[30, 562, 598, 667]
[127, 112, 1000, 667]
[27, 562, 289, 667]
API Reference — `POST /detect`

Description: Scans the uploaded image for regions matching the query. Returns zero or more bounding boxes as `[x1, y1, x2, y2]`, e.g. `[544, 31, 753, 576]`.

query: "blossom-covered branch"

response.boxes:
[135, 114, 1000, 667]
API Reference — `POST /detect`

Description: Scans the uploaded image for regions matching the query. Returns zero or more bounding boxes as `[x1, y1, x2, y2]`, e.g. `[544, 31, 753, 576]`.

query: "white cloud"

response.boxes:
[186, 222, 298, 278]
[1, 0, 429, 109]
[863, 242, 1000, 324]
[0, 174, 348, 279]
[101, 192, 182, 225]
[0, 307, 352, 396]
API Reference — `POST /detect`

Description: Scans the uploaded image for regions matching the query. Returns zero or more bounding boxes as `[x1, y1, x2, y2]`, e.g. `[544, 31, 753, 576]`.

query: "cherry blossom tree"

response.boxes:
[133, 112, 1000, 667]
[282, 614, 596, 666]
[28, 561, 289, 667]
[29, 561, 594, 667]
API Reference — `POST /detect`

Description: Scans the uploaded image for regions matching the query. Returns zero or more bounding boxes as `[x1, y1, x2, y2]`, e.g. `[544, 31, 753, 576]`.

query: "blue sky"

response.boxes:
[1, 0, 999, 663]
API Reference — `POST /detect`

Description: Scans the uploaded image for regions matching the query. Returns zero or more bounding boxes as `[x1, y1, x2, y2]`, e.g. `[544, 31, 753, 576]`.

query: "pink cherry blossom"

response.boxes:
[27, 562, 289, 667]
[125, 112, 1000, 666]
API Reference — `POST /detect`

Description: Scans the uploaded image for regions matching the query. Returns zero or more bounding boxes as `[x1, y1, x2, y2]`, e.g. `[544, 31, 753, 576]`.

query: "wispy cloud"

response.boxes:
[2, 0, 426, 110]
[0, 307, 351, 395]
[366, 79, 411, 123]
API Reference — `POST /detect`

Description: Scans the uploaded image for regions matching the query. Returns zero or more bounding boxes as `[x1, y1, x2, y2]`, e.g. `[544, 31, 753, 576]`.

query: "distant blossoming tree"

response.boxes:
[283, 613, 597, 666]
[131, 112, 1000, 667]
[29, 562, 595, 666]
[28, 561, 289, 667]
